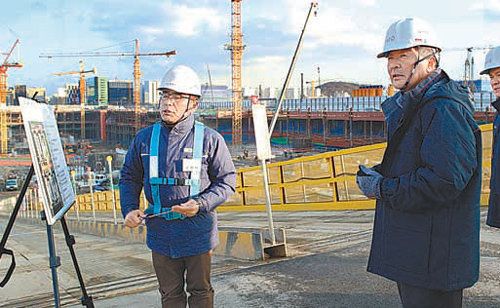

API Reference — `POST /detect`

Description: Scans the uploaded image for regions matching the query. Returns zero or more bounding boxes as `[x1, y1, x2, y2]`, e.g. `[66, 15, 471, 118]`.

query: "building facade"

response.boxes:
[108, 80, 133, 106]
[86, 77, 108, 106]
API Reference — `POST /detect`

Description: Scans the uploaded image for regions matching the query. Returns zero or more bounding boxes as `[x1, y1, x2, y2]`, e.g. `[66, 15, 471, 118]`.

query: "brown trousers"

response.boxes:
[152, 250, 213, 308]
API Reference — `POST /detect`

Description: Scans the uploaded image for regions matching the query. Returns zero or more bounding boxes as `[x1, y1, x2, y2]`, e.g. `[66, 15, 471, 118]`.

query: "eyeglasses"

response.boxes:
[159, 92, 191, 103]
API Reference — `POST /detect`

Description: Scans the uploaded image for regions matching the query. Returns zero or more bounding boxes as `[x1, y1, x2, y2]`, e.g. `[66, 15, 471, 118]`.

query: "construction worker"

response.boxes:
[119, 65, 236, 308]
[356, 17, 481, 307]
[481, 46, 500, 229]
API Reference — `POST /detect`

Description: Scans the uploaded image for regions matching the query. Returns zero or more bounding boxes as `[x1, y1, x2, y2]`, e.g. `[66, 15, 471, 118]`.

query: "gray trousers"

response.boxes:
[152, 250, 213, 308]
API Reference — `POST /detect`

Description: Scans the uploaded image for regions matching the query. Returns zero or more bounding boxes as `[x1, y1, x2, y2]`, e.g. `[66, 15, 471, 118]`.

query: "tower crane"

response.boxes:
[225, 0, 245, 147]
[0, 39, 23, 154]
[40, 39, 176, 131]
[52, 61, 97, 140]
[443, 46, 492, 90]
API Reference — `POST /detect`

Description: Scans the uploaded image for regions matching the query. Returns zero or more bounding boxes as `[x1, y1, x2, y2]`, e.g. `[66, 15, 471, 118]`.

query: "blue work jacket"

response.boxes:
[368, 70, 482, 291]
[119, 115, 237, 258]
[487, 98, 500, 228]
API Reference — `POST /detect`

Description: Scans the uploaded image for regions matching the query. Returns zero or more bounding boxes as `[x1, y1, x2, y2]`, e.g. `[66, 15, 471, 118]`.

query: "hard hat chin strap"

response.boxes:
[178, 97, 192, 123]
[400, 47, 440, 94]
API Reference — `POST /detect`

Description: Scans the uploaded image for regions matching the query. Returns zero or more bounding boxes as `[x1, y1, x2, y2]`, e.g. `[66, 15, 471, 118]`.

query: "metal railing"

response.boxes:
[0, 124, 493, 219]
[198, 93, 497, 113]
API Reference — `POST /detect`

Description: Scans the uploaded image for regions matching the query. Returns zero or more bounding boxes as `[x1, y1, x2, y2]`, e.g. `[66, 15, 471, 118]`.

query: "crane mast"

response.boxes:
[0, 39, 22, 154]
[226, 0, 245, 147]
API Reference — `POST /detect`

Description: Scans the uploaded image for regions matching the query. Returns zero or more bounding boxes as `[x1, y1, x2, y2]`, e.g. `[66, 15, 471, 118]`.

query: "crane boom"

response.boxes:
[40, 40, 176, 132]
[1, 39, 20, 67]
[53, 68, 96, 76]
[40, 50, 176, 58]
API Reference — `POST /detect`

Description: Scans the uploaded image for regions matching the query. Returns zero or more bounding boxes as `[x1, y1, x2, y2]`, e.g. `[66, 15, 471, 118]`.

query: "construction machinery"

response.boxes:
[269, 2, 318, 135]
[53, 61, 97, 140]
[443, 46, 492, 90]
[40, 39, 176, 131]
[0, 39, 23, 154]
[225, 0, 245, 147]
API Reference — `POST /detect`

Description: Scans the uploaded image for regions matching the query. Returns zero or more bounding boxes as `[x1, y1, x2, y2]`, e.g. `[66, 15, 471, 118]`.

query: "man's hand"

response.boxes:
[124, 209, 145, 228]
[356, 165, 383, 199]
[171, 199, 200, 217]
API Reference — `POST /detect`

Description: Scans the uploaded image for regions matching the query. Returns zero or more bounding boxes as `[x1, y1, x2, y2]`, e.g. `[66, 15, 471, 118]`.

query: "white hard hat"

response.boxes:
[158, 65, 201, 97]
[378, 17, 441, 58]
[480, 46, 500, 75]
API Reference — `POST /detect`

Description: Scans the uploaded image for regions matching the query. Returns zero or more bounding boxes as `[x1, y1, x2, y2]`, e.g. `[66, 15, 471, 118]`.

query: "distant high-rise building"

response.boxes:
[14, 85, 27, 105]
[86, 77, 108, 106]
[141, 80, 159, 106]
[66, 84, 80, 105]
[261, 87, 280, 99]
[108, 80, 133, 106]
[201, 85, 231, 102]
[284, 88, 297, 99]
[5, 87, 15, 106]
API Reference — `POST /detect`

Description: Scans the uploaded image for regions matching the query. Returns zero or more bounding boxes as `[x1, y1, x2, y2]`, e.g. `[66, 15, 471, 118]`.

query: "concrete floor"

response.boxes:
[0, 209, 499, 307]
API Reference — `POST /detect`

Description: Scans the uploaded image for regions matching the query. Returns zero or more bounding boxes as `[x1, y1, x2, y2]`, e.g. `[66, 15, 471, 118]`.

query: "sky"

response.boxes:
[1, 0, 500, 96]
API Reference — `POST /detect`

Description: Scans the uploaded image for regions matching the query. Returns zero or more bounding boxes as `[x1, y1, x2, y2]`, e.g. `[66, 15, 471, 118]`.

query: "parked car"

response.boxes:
[93, 178, 110, 191]
[5, 179, 18, 191]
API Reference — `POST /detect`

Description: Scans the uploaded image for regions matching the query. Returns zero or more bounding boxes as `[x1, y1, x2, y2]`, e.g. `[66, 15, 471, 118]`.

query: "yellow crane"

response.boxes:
[40, 39, 176, 131]
[53, 61, 97, 140]
[225, 0, 245, 147]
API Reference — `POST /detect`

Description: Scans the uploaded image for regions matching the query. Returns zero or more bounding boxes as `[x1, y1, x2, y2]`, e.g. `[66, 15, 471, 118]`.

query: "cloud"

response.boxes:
[469, 0, 500, 20]
[358, 0, 376, 7]
[280, 1, 383, 52]
[245, 56, 287, 64]
[162, 4, 227, 37]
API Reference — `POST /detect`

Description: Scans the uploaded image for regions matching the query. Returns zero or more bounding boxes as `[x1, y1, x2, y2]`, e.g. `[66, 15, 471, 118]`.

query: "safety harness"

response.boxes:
[145, 121, 205, 220]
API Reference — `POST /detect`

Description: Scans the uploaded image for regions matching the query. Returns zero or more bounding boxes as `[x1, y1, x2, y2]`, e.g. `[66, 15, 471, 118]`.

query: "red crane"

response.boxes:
[0, 39, 23, 105]
[0, 39, 23, 154]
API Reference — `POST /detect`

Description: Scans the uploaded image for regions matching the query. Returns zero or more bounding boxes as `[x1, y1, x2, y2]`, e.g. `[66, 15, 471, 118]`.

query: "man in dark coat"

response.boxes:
[356, 17, 482, 308]
[481, 46, 500, 229]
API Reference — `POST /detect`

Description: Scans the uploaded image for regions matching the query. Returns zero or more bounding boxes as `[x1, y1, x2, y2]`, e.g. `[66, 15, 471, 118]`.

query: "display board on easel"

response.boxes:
[19, 97, 75, 225]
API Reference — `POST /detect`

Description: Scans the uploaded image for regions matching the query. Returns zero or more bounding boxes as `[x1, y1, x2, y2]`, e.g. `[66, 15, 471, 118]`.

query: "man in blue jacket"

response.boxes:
[356, 18, 481, 307]
[481, 46, 500, 229]
[120, 65, 236, 308]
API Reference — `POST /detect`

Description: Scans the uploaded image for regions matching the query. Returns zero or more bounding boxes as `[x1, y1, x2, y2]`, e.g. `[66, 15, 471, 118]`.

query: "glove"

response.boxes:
[356, 165, 383, 199]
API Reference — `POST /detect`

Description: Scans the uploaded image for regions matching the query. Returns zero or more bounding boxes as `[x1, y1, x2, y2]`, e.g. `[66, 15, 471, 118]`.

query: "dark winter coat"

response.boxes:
[368, 70, 482, 291]
[487, 98, 500, 228]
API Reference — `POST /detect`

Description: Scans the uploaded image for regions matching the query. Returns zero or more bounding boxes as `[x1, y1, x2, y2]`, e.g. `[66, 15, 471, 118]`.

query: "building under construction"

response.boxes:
[1, 91, 497, 155]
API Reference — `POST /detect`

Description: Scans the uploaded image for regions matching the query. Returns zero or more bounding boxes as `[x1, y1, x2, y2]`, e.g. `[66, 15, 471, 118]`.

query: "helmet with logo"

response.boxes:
[158, 65, 201, 97]
[378, 17, 441, 58]
[480, 46, 500, 75]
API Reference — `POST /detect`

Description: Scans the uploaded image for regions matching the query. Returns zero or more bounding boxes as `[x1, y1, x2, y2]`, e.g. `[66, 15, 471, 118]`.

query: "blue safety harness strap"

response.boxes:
[146, 121, 205, 220]
[190, 121, 205, 198]
[149, 122, 162, 215]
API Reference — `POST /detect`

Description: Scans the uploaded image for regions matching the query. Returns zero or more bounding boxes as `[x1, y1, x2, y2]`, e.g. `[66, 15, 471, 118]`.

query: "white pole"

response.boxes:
[107, 156, 117, 225]
[71, 171, 80, 221]
[29, 189, 33, 219]
[88, 170, 96, 222]
[260, 159, 276, 245]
